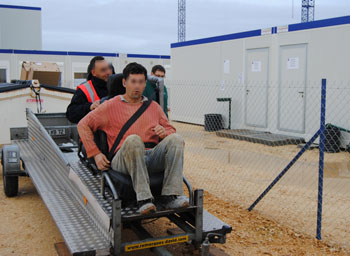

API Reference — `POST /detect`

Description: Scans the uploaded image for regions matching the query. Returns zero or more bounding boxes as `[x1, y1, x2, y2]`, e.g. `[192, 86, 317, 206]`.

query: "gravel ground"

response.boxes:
[1, 167, 349, 255]
[1, 120, 350, 255]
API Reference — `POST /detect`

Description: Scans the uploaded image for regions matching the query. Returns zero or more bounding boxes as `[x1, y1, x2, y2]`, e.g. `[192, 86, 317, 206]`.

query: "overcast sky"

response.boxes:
[2, 0, 350, 55]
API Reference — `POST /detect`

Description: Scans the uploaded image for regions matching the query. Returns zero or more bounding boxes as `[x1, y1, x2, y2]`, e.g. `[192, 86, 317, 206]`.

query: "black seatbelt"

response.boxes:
[155, 86, 160, 104]
[108, 98, 153, 161]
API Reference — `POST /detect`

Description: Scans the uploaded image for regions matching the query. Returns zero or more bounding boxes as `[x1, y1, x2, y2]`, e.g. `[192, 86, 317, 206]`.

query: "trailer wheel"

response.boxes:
[3, 171, 18, 197]
[1, 148, 19, 197]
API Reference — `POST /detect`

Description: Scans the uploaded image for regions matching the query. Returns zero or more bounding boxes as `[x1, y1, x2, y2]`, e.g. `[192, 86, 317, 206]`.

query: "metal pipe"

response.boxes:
[248, 129, 321, 211]
[183, 176, 193, 205]
[194, 189, 204, 244]
[316, 78, 327, 240]
[201, 237, 210, 256]
[102, 172, 118, 200]
[112, 199, 122, 256]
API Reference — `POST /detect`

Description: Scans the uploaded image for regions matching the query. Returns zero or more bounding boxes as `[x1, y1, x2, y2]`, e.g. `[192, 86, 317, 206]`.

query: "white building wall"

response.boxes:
[170, 16, 350, 142]
[0, 87, 73, 144]
[0, 5, 42, 50]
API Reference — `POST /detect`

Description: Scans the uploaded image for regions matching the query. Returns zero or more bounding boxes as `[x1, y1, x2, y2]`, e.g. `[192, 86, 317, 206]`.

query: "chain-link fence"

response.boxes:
[166, 79, 350, 249]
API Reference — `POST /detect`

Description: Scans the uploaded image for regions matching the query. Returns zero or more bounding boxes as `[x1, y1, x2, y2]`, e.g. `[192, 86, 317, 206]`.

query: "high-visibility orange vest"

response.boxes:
[76, 80, 100, 103]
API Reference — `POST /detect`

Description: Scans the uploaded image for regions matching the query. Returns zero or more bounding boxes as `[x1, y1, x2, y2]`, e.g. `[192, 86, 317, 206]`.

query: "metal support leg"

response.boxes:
[201, 237, 210, 256]
[112, 199, 122, 256]
[194, 189, 204, 245]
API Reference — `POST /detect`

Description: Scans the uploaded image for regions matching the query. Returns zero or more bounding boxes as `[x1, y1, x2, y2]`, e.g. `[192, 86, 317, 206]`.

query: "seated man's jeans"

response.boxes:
[111, 134, 185, 201]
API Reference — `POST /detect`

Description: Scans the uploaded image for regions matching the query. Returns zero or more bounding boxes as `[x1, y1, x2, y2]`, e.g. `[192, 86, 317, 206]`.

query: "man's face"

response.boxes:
[91, 60, 112, 82]
[152, 70, 165, 78]
[123, 74, 146, 100]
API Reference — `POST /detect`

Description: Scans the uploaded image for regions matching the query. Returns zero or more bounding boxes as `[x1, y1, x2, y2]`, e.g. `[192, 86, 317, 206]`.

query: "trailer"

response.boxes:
[1, 108, 231, 255]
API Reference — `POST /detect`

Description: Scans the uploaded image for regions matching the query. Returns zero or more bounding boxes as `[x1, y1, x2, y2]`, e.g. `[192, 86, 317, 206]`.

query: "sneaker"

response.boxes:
[137, 199, 156, 215]
[161, 195, 189, 210]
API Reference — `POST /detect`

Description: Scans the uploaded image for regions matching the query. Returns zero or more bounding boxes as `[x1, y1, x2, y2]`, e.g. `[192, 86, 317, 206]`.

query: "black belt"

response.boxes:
[144, 142, 157, 149]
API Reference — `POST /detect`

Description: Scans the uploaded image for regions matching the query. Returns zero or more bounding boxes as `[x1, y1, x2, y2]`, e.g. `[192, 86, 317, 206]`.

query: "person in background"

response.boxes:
[66, 56, 113, 123]
[143, 65, 169, 117]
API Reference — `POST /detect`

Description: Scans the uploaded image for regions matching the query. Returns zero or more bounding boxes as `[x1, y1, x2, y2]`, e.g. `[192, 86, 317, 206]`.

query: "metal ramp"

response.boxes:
[5, 110, 231, 255]
[16, 138, 111, 255]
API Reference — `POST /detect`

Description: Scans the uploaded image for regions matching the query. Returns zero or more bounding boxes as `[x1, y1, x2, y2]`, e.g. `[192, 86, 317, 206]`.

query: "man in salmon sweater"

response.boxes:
[78, 62, 188, 215]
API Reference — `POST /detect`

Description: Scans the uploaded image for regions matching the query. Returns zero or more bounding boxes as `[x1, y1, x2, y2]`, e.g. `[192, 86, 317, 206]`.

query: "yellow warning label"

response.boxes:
[125, 235, 189, 252]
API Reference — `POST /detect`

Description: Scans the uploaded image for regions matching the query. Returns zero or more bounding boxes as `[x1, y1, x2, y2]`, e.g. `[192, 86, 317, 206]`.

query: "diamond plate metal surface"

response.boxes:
[19, 109, 231, 254]
[17, 140, 111, 255]
[70, 161, 114, 217]
[16, 111, 112, 256]
[70, 161, 143, 218]
[18, 140, 111, 255]
[44, 191, 109, 253]
[26, 110, 113, 240]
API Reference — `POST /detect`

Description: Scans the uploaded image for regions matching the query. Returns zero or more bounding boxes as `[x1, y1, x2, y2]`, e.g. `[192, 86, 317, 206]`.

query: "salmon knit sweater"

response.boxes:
[78, 96, 176, 158]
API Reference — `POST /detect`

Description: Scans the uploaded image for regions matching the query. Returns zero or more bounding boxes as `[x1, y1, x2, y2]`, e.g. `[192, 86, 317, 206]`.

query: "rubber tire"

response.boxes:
[2, 151, 19, 197]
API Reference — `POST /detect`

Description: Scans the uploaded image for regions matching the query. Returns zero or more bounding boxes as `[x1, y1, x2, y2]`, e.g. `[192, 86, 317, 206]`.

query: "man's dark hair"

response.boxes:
[123, 62, 147, 80]
[87, 56, 105, 80]
[151, 65, 166, 74]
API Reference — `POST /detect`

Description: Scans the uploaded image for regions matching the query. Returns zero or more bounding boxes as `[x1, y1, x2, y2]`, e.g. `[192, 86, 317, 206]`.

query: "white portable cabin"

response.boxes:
[0, 84, 74, 144]
[170, 16, 350, 145]
[0, 50, 171, 88]
[0, 50, 171, 145]
[0, 4, 42, 50]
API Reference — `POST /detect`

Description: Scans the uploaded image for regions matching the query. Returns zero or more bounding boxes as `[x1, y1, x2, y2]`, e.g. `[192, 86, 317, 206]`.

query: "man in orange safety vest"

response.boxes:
[66, 56, 113, 123]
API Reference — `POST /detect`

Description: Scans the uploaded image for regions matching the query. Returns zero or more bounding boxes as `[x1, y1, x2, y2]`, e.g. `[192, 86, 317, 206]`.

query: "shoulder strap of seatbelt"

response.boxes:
[108, 97, 153, 161]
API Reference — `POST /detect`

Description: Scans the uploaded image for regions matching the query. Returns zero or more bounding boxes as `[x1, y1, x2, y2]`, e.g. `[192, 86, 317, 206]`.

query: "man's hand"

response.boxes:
[90, 100, 101, 110]
[94, 153, 110, 171]
[153, 124, 167, 139]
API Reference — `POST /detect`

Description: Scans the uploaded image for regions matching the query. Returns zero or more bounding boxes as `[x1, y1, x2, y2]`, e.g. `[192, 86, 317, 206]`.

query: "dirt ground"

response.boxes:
[0, 171, 350, 256]
[175, 121, 350, 250]
[0, 178, 349, 255]
[1, 121, 350, 255]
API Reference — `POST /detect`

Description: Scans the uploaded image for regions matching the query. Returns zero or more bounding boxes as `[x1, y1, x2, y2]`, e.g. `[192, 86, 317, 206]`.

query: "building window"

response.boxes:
[0, 69, 7, 83]
[74, 72, 88, 87]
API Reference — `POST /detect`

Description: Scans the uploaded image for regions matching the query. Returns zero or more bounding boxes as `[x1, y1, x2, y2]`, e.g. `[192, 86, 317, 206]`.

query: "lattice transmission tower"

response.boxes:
[178, 0, 186, 42]
[301, 0, 315, 22]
